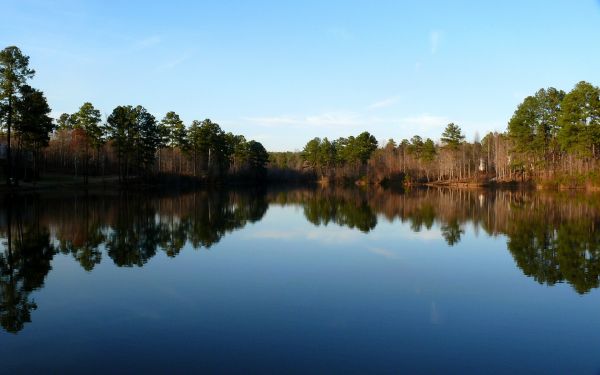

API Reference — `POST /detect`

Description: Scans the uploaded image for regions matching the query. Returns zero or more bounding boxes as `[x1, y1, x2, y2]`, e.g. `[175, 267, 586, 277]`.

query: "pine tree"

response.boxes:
[0, 46, 35, 185]
[72, 102, 103, 182]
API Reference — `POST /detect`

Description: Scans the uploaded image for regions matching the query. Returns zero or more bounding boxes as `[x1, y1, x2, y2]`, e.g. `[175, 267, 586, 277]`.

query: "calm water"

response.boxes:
[1, 187, 600, 374]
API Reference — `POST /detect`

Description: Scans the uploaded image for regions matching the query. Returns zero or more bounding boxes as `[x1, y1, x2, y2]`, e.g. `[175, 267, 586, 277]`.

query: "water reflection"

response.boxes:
[2, 187, 600, 333]
[1, 196, 55, 333]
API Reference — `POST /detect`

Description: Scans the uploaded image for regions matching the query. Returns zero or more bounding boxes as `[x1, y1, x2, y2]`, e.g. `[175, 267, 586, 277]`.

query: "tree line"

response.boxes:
[290, 81, 600, 187]
[290, 122, 501, 185]
[3, 45, 600, 188]
[50, 105, 269, 184]
[0, 46, 269, 186]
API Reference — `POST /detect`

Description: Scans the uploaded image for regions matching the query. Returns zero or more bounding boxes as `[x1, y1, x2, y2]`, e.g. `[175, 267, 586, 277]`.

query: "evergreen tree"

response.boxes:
[14, 85, 53, 180]
[408, 135, 424, 158]
[354, 132, 378, 164]
[106, 105, 136, 182]
[441, 123, 465, 180]
[0, 46, 35, 185]
[160, 111, 187, 148]
[247, 140, 269, 179]
[159, 111, 188, 173]
[302, 137, 321, 168]
[508, 96, 537, 155]
[441, 123, 465, 150]
[225, 132, 247, 171]
[56, 113, 75, 130]
[535, 87, 564, 158]
[187, 120, 203, 176]
[558, 81, 600, 158]
[134, 105, 160, 175]
[196, 119, 229, 177]
[421, 138, 437, 163]
[72, 102, 103, 182]
[319, 137, 337, 171]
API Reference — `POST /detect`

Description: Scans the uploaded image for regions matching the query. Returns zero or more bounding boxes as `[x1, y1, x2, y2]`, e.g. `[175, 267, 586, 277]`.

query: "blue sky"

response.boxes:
[2, 0, 600, 151]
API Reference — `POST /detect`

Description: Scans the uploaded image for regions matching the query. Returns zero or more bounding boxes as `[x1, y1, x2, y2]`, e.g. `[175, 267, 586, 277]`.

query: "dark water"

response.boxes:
[1, 187, 600, 374]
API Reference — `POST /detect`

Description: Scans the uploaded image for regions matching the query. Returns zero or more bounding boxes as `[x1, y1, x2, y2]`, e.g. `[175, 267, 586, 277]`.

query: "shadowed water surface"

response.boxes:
[1, 187, 600, 374]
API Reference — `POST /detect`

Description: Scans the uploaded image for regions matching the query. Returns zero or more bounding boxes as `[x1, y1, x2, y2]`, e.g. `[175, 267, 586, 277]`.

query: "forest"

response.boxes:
[289, 81, 600, 188]
[0, 46, 269, 187]
[2, 45, 600, 189]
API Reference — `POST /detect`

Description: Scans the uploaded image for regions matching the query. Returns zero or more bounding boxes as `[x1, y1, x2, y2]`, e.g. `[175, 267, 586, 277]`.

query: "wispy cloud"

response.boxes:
[244, 112, 449, 133]
[155, 52, 192, 72]
[328, 27, 353, 40]
[429, 30, 441, 54]
[305, 112, 362, 126]
[135, 35, 162, 49]
[249, 227, 364, 244]
[244, 111, 362, 128]
[400, 114, 449, 129]
[242, 116, 298, 127]
[400, 228, 443, 241]
[305, 228, 364, 243]
[367, 96, 400, 110]
[251, 230, 301, 240]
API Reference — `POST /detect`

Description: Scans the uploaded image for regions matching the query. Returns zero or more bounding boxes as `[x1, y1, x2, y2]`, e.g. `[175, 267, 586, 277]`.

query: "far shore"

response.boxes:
[4, 172, 600, 194]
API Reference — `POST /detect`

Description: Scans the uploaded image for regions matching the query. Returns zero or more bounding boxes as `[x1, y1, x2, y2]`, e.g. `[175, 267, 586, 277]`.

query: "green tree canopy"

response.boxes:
[508, 88, 565, 162]
[73, 102, 104, 150]
[160, 111, 187, 149]
[0, 46, 35, 184]
[557, 81, 600, 157]
[421, 138, 437, 162]
[302, 137, 322, 168]
[55, 113, 75, 131]
[441, 123, 465, 150]
[14, 85, 53, 151]
[134, 105, 160, 172]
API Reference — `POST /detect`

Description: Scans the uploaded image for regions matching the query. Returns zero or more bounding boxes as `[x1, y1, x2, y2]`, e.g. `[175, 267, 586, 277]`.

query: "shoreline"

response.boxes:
[3, 173, 600, 194]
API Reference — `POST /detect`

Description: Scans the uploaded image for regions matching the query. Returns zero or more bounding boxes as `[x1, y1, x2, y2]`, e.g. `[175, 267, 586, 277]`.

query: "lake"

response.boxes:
[1, 187, 600, 374]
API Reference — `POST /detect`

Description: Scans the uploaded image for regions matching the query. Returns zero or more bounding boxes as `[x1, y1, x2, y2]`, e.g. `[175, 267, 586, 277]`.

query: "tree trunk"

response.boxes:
[6, 95, 12, 186]
[84, 141, 89, 185]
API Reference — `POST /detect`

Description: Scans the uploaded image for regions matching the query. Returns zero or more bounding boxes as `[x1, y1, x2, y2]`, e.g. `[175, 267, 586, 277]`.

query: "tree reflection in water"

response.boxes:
[270, 187, 600, 293]
[2, 187, 600, 333]
[0, 195, 55, 333]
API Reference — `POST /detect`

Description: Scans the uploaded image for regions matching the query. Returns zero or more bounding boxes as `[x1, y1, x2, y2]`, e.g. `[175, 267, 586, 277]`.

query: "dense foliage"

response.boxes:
[508, 82, 600, 177]
[294, 82, 600, 186]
